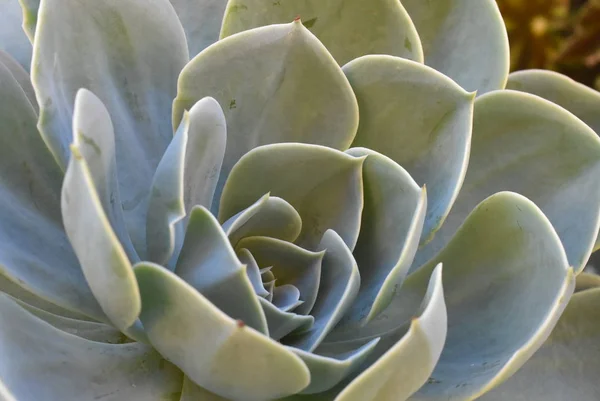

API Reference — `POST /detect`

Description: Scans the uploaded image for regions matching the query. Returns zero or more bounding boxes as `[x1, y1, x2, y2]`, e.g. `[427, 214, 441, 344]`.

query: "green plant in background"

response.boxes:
[0, 0, 600, 400]
[498, 0, 600, 90]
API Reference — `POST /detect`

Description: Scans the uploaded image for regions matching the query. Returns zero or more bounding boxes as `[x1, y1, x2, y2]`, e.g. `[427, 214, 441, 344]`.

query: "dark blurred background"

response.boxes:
[497, 0, 600, 89]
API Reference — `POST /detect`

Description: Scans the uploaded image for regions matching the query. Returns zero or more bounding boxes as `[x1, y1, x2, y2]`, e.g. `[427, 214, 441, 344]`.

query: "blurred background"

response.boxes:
[497, 0, 600, 89]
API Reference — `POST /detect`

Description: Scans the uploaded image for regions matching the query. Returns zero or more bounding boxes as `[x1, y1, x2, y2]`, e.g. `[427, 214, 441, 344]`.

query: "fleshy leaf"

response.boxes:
[220, 0, 423, 66]
[32, 0, 189, 254]
[71, 89, 138, 262]
[0, 58, 102, 321]
[174, 206, 267, 334]
[169, 0, 228, 58]
[62, 143, 140, 331]
[343, 55, 473, 245]
[135, 263, 311, 401]
[400, 192, 574, 400]
[259, 297, 315, 341]
[223, 194, 302, 246]
[220, 143, 364, 251]
[0, 294, 183, 401]
[575, 272, 600, 292]
[333, 265, 446, 401]
[341, 148, 426, 326]
[174, 21, 359, 211]
[146, 97, 226, 265]
[291, 339, 380, 395]
[480, 288, 600, 401]
[237, 236, 324, 315]
[237, 248, 269, 297]
[506, 70, 600, 252]
[0, 0, 32, 70]
[415, 90, 600, 272]
[401, 0, 509, 94]
[272, 284, 302, 312]
[284, 230, 360, 352]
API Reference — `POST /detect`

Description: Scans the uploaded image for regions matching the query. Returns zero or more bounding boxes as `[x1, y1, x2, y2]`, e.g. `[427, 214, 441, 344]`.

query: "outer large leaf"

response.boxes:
[18, 0, 40, 41]
[333, 265, 446, 401]
[220, 143, 364, 251]
[174, 206, 267, 334]
[0, 294, 183, 401]
[32, 0, 189, 255]
[402, 192, 573, 400]
[135, 262, 310, 401]
[0, 51, 37, 111]
[401, 0, 509, 94]
[415, 90, 600, 272]
[0, 0, 32, 70]
[343, 55, 473, 245]
[173, 21, 359, 211]
[480, 288, 600, 401]
[220, 0, 423, 66]
[0, 58, 103, 321]
[506, 70, 600, 251]
[146, 97, 226, 264]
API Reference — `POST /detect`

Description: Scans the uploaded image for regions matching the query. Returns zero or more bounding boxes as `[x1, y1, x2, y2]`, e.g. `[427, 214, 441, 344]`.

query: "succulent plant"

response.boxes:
[1, 0, 600, 400]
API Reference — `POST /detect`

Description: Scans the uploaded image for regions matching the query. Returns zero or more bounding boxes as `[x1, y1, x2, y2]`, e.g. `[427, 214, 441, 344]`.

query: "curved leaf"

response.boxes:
[174, 206, 267, 334]
[237, 236, 324, 315]
[237, 248, 269, 297]
[507, 70, 600, 251]
[0, 294, 183, 401]
[0, 59, 102, 321]
[135, 262, 310, 401]
[0, 0, 32, 70]
[415, 90, 600, 272]
[343, 55, 473, 245]
[220, 0, 423, 66]
[285, 230, 360, 352]
[220, 143, 364, 251]
[223, 194, 303, 246]
[147, 97, 226, 264]
[32, 0, 189, 254]
[259, 297, 315, 341]
[62, 141, 140, 331]
[179, 376, 229, 401]
[18, 0, 40, 41]
[333, 264, 446, 401]
[480, 288, 600, 401]
[401, 0, 509, 94]
[575, 272, 600, 292]
[174, 21, 359, 210]
[404, 192, 574, 400]
[342, 148, 426, 325]
[272, 284, 302, 312]
[291, 339, 380, 395]
[169, 0, 228, 58]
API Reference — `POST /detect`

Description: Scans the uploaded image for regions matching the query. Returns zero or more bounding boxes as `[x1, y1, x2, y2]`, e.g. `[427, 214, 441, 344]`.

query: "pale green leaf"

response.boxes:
[174, 206, 267, 334]
[220, 143, 364, 251]
[343, 55, 474, 246]
[333, 264, 446, 401]
[220, 0, 423, 66]
[32, 0, 189, 255]
[0, 50, 37, 111]
[135, 262, 310, 401]
[174, 21, 359, 211]
[480, 288, 600, 401]
[415, 90, 600, 272]
[401, 0, 509, 94]
[405, 192, 574, 400]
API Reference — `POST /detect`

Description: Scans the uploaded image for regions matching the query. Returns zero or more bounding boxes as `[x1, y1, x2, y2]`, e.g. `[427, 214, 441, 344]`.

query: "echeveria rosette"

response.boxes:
[0, 1, 599, 401]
